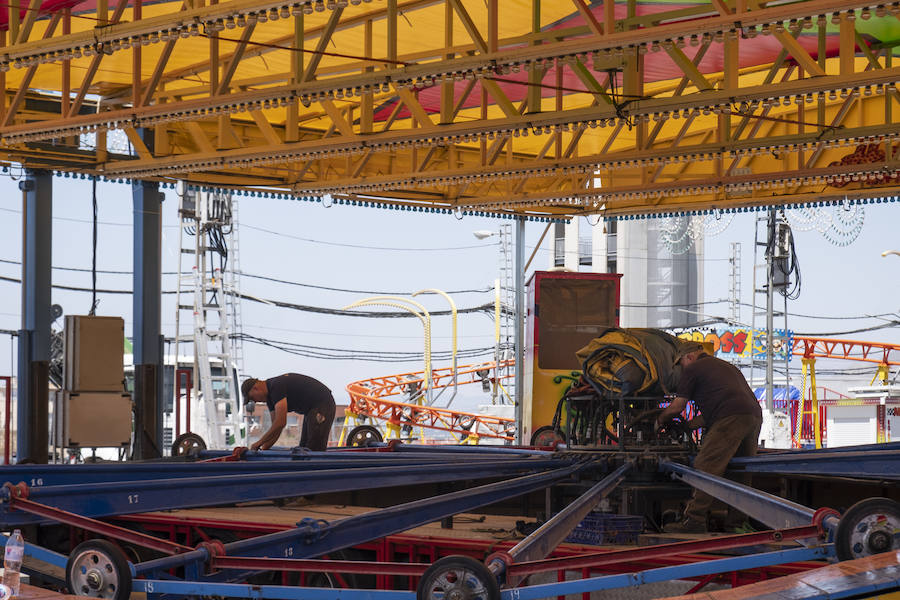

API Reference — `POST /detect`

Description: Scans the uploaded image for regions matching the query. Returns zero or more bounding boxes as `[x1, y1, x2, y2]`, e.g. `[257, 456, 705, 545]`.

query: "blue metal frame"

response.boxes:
[134, 460, 588, 577]
[495, 462, 633, 586]
[0, 453, 560, 487]
[661, 461, 839, 534]
[129, 546, 842, 600]
[133, 578, 415, 599]
[730, 448, 900, 481]
[330, 445, 553, 456]
[1, 458, 573, 526]
[499, 546, 833, 600]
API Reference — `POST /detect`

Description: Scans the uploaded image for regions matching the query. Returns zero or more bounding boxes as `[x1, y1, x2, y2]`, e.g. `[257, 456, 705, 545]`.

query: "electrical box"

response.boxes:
[523, 271, 622, 442]
[64, 315, 125, 392]
[53, 391, 132, 448]
[774, 222, 792, 259]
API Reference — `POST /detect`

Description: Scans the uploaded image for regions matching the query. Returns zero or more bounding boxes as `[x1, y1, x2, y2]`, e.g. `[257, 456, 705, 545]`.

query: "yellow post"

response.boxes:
[413, 289, 458, 406]
[337, 409, 359, 446]
[871, 364, 890, 386]
[347, 296, 433, 403]
[797, 358, 808, 446]
[343, 298, 430, 441]
[808, 357, 821, 449]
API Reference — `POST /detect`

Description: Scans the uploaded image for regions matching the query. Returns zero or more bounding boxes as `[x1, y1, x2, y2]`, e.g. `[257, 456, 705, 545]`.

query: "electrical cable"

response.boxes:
[776, 219, 801, 301]
[0, 274, 507, 318]
[0, 258, 494, 295]
[89, 178, 99, 316]
[234, 332, 495, 363]
[240, 223, 495, 252]
[235, 272, 493, 295]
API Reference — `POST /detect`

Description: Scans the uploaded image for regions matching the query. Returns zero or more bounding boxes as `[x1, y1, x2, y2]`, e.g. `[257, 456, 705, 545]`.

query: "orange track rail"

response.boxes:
[345, 360, 516, 441]
[791, 336, 900, 366]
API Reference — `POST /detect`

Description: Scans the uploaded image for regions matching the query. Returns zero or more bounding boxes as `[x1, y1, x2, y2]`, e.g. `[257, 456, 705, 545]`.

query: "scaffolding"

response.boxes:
[173, 185, 245, 450]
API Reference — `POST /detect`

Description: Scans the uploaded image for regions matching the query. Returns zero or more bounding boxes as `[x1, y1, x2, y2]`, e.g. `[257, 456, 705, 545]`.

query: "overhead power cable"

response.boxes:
[235, 333, 495, 363]
[0, 275, 507, 318]
[0, 258, 493, 295]
[236, 271, 493, 295]
[240, 223, 494, 252]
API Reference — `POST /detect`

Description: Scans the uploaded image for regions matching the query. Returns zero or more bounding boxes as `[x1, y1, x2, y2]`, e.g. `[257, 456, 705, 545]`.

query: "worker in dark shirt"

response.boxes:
[655, 343, 763, 533]
[242, 373, 336, 451]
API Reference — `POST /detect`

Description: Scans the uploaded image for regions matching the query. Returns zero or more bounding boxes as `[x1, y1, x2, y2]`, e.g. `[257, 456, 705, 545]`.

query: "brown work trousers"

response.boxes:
[684, 413, 763, 524]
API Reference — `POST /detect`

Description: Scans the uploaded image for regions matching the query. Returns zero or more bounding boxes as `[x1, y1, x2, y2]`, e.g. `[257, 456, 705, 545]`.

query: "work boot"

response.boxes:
[663, 518, 707, 534]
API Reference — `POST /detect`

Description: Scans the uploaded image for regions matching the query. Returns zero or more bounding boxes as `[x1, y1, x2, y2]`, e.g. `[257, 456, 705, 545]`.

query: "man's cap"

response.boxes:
[675, 341, 705, 362]
[241, 378, 259, 403]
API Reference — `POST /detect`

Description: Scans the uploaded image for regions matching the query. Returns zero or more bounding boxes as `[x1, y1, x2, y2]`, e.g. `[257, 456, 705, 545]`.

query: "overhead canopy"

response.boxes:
[0, 0, 899, 217]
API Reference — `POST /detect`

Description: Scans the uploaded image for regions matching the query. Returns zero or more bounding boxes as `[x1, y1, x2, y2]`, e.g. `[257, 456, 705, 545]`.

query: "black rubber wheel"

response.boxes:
[171, 432, 207, 456]
[530, 425, 564, 447]
[66, 540, 132, 600]
[416, 555, 499, 600]
[346, 425, 383, 447]
[835, 497, 900, 561]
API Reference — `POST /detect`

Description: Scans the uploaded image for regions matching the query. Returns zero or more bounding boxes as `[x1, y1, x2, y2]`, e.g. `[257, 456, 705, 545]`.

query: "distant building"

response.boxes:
[549, 217, 704, 328]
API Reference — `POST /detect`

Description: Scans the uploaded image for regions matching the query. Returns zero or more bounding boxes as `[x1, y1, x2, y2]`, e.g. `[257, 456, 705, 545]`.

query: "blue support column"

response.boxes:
[132, 132, 163, 459]
[17, 170, 52, 464]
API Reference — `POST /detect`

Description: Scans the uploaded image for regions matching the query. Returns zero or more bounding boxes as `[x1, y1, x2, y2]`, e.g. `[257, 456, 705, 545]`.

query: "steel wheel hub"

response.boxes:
[850, 513, 900, 558]
[70, 549, 120, 598]
[428, 566, 490, 600]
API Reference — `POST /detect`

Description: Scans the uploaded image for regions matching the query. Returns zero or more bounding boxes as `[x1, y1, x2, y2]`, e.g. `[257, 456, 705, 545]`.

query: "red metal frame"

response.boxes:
[507, 525, 821, 577]
[112, 511, 826, 592]
[6, 492, 193, 555]
[2, 376, 10, 465]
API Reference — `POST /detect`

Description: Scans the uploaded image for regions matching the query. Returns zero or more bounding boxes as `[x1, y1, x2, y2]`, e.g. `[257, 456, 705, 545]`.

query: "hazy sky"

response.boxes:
[0, 173, 896, 405]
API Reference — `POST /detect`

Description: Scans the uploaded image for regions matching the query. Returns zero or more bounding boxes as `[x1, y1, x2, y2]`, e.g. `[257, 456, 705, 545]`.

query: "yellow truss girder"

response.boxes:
[0, 0, 898, 218]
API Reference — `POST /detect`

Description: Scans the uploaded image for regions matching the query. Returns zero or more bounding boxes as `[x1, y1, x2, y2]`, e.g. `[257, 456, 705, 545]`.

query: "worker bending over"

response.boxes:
[656, 342, 763, 533]
[242, 373, 336, 451]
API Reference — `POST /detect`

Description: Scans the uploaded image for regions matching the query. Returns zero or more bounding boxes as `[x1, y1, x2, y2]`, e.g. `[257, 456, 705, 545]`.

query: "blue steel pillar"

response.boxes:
[17, 170, 52, 463]
[132, 130, 163, 458]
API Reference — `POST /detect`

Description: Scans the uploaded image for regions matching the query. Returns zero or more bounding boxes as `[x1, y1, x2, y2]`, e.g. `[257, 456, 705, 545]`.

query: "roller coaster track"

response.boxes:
[791, 336, 900, 366]
[343, 360, 516, 444]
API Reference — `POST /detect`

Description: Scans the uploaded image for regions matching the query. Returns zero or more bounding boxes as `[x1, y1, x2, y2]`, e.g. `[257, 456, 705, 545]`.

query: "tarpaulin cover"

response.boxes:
[575, 328, 698, 396]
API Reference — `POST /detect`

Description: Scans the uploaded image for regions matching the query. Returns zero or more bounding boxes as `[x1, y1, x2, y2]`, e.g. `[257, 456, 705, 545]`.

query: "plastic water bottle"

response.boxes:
[3, 529, 24, 597]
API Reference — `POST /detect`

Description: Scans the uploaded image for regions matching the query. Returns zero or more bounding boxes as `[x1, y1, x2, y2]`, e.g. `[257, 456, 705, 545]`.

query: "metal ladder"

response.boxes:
[497, 223, 515, 404]
[225, 199, 245, 376]
[173, 185, 244, 450]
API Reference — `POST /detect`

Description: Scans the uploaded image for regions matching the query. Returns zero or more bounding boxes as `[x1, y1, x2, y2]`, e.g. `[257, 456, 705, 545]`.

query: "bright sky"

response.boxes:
[0, 173, 896, 406]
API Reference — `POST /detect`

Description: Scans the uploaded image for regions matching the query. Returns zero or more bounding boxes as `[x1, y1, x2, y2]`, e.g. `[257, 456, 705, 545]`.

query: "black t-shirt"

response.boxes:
[676, 353, 761, 428]
[265, 373, 333, 414]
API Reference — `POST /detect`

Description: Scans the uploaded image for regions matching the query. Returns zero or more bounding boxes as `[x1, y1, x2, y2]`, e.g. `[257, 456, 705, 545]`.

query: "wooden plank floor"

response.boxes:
[13, 584, 79, 600]
[143, 502, 531, 542]
[666, 550, 900, 599]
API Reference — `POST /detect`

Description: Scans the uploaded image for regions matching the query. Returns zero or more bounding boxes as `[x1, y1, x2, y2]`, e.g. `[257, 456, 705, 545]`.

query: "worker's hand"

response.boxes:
[250, 442, 262, 452]
[654, 418, 665, 432]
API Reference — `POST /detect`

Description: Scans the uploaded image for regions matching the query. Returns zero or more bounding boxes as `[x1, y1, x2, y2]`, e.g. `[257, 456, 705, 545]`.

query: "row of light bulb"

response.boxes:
[246, 133, 898, 198]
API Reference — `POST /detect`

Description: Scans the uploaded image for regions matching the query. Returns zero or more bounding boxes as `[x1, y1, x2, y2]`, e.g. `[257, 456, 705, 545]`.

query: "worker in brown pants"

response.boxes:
[656, 342, 763, 533]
